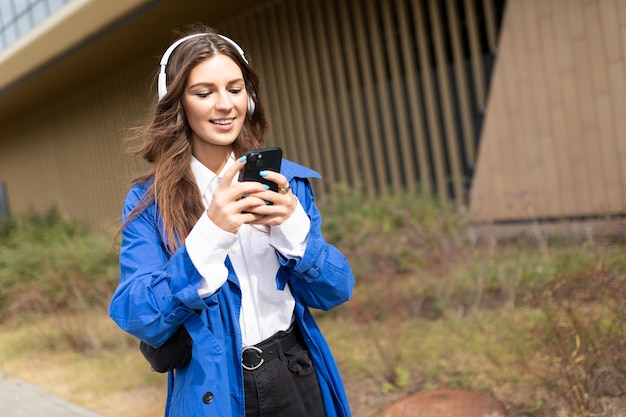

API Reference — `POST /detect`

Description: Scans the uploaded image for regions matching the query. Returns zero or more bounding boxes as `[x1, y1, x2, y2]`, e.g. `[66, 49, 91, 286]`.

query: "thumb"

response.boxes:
[218, 154, 247, 189]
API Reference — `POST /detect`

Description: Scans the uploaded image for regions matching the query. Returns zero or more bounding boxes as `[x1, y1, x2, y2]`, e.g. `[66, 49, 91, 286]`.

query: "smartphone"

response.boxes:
[238, 147, 283, 192]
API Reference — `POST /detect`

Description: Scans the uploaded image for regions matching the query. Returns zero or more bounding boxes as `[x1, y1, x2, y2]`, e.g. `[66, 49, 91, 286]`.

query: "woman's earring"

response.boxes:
[247, 96, 256, 116]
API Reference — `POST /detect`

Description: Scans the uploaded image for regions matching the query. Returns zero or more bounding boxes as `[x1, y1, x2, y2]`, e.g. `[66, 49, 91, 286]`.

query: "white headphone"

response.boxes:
[157, 33, 255, 115]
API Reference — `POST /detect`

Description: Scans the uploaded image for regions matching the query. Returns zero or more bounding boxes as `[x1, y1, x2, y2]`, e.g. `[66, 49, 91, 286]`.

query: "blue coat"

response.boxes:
[109, 159, 355, 417]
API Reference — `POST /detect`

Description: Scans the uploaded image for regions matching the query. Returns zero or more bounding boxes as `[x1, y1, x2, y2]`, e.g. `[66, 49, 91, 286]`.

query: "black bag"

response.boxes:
[139, 325, 193, 373]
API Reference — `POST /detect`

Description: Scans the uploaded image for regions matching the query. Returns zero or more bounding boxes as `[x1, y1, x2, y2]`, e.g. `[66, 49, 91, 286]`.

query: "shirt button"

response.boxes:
[202, 392, 214, 404]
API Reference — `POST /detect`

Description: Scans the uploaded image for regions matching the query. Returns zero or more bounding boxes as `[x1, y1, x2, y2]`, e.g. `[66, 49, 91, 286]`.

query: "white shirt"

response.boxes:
[185, 155, 311, 346]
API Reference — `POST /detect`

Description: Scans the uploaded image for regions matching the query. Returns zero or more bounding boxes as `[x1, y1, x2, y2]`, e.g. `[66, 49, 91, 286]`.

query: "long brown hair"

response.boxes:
[122, 25, 269, 253]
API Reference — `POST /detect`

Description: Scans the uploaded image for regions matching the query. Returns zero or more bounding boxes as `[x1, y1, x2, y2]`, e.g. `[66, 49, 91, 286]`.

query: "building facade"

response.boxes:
[0, 0, 624, 232]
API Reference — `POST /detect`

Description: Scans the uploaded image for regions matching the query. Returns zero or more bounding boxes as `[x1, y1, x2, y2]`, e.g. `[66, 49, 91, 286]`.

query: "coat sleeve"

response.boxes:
[108, 184, 212, 347]
[275, 173, 355, 311]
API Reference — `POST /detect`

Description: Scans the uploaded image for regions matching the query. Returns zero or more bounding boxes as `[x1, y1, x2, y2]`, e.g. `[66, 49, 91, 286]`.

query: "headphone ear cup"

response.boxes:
[247, 96, 256, 115]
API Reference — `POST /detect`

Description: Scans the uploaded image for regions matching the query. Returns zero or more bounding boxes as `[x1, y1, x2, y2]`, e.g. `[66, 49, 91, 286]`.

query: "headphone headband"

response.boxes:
[157, 33, 249, 101]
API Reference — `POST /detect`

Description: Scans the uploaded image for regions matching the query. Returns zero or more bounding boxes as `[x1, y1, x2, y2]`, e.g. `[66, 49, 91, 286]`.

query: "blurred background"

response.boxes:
[1, 0, 623, 232]
[1, 1, 625, 417]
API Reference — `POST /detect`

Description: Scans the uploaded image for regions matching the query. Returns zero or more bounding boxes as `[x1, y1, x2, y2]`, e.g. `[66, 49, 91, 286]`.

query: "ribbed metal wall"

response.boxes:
[223, 0, 505, 202]
[0, 0, 508, 231]
[0, 57, 153, 231]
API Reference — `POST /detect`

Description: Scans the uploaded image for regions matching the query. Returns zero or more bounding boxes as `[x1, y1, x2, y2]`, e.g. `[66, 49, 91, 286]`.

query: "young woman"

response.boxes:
[108, 25, 355, 417]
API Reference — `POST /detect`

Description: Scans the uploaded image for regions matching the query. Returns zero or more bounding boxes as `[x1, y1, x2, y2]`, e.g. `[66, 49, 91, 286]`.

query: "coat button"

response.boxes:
[202, 392, 214, 404]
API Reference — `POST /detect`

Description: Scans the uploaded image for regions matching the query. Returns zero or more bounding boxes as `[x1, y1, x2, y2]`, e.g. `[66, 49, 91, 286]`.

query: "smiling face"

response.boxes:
[182, 53, 249, 169]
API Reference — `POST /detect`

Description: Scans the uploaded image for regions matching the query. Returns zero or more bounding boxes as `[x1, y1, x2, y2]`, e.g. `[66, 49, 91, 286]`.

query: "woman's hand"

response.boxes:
[243, 169, 297, 227]
[206, 157, 271, 233]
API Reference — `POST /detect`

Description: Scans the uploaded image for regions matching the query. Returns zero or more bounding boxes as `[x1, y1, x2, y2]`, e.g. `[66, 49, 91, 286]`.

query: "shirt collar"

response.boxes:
[190, 153, 236, 195]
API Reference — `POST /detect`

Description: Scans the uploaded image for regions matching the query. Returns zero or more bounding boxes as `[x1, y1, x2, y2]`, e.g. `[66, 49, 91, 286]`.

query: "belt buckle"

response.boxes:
[242, 345, 264, 371]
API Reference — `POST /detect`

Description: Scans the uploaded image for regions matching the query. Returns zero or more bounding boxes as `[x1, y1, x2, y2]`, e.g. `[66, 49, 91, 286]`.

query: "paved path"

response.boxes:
[0, 374, 103, 417]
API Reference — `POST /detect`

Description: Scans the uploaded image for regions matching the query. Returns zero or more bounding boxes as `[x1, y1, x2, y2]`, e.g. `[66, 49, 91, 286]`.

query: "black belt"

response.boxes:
[242, 326, 302, 371]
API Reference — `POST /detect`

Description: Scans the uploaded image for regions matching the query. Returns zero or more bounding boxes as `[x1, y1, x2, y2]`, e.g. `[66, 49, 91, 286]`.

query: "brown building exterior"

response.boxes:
[471, 0, 626, 222]
[0, 0, 624, 233]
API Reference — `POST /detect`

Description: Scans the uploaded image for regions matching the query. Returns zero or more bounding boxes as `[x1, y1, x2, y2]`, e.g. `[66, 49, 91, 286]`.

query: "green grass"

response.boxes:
[0, 311, 165, 417]
[0, 199, 625, 417]
[0, 208, 118, 320]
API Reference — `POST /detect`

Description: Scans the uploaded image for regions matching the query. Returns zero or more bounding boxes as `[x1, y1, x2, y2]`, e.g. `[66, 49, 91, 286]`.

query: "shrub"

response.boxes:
[317, 189, 471, 389]
[319, 188, 466, 283]
[0, 208, 119, 321]
[532, 255, 626, 416]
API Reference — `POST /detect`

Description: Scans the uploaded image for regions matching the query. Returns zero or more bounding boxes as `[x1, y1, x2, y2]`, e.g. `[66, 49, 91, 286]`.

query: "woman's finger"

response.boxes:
[216, 155, 247, 191]
[258, 170, 290, 194]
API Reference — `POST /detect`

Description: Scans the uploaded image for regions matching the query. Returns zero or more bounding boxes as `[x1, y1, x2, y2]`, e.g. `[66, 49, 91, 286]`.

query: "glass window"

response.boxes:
[13, 0, 30, 15]
[0, 2, 13, 26]
[0, 182, 9, 219]
[0, 0, 71, 53]
[32, 2, 47, 25]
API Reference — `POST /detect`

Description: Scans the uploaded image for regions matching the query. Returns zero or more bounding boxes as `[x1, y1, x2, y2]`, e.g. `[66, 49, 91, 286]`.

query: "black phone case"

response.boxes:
[238, 147, 283, 192]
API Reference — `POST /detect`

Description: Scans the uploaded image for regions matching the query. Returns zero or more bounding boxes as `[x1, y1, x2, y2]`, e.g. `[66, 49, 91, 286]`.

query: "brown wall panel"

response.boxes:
[383, 0, 419, 193]
[467, 0, 488, 109]
[397, 0, 432, 196]
[586, 2, 609, 94]
[448, 0, 476, 166]
[470, 0, 625, 221]
[611, 53, 626, 209]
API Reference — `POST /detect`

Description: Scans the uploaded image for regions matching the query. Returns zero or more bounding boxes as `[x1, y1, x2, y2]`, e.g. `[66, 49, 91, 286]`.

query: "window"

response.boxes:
[0, 182, 9, 219]
[0, 0, 71, 53]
